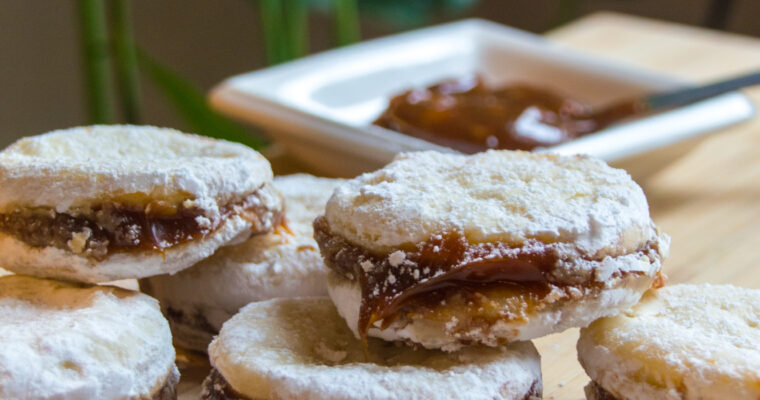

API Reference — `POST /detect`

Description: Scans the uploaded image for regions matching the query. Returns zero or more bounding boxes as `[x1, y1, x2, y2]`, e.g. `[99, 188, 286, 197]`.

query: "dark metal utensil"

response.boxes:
[580, 70, 760, 132]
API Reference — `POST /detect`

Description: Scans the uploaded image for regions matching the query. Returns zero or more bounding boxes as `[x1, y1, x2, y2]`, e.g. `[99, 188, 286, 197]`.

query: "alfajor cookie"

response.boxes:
[141, 174, 342, 352]
[578, 284, 760, 400]
[204, 297, 542, 400]
[0, 125, 283, 283]
[315, 150, 668, 351]
[0, 275, 178, 400]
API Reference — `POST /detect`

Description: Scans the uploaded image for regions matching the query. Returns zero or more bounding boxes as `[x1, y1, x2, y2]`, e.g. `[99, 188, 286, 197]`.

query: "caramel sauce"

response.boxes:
[369, 246, 560, 332]
[0, 190, 281, 260]
[314, 216, 661, 339]
[585, 382, 621, 400]
[203, 368, 250, 400]
[316, 217, 566, 337]
[373, 76, 642, 152]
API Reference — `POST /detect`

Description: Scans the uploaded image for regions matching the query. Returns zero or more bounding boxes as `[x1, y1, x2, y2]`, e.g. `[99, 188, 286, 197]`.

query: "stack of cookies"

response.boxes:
[202, 150, 671, 400]
[3, 126, 758, 400]
[0, 125, 288, 399]
[141, 173, 343, 352]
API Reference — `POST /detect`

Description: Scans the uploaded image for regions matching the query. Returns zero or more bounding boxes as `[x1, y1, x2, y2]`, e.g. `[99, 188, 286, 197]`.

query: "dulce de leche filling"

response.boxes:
[314, 216, 662, 338]
[202, 368, 251, 400]
[585, 381, 621, 400]
[0, 184, 283, 260]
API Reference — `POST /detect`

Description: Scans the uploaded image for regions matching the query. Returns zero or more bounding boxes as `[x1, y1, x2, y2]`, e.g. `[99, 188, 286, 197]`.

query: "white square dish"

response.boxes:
[209, 19, 754, 179]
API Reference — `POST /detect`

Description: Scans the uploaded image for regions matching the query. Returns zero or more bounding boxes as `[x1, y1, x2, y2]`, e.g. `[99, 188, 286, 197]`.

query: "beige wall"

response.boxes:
[1, 0, 757, 147]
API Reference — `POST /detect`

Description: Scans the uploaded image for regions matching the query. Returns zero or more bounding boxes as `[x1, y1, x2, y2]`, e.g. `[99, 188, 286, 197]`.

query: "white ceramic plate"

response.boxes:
[209, 19, 754, 179]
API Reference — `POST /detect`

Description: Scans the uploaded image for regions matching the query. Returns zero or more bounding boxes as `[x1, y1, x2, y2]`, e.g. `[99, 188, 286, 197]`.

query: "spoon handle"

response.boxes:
[646, 70, 760, 110]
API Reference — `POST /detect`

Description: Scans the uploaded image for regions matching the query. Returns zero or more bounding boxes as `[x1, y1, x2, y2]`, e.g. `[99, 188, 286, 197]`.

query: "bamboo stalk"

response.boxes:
[110, 0, 141, 123]
[77, 0, 114, 123]
[260, 0, 286, 64]
[334, 0, 360, 46]
[283, 0, 308, 59]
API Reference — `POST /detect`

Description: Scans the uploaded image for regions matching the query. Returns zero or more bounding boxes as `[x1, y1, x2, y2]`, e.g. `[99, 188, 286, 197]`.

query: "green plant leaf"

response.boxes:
[138, 49, 269, 149]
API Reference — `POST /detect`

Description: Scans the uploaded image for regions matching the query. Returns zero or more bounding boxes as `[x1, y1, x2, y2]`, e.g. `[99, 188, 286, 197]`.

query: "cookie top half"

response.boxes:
[0, 125, 272, 215]
[578, 284, 760, 400]
[0, 275, 177, 400]
[324, 150, 654, 258]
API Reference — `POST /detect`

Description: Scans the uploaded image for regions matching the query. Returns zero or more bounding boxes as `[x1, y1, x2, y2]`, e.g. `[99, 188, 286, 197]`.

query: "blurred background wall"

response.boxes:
[2, 0, 759, 147]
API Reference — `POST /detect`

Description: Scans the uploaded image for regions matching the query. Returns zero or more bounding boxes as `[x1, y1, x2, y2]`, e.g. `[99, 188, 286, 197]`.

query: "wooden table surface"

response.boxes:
[181, 12, 760, 399]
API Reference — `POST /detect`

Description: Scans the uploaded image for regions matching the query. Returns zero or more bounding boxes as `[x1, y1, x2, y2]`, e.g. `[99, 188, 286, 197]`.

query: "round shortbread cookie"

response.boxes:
[273, 174, 344, 236]
[0, 125, 283, 283]
[324, 150, 654, 255]
[315, 151, 669, 351]
[205, 297, 542, 400]
[316, 150, 668, 350]
[0, 275, 178, 400]
[141, 174, 342, 352]
[578, 284, 760, 400]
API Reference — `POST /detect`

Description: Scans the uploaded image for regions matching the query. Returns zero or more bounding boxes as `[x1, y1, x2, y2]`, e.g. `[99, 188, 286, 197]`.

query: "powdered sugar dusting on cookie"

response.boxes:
[578, 284, 760, 400]
[273, 174, 343, 236]
[324, 150, 654, 257]
[0, 276, 176, 400]
[0, 125, 272, 215]
[209, 297, 542, 400]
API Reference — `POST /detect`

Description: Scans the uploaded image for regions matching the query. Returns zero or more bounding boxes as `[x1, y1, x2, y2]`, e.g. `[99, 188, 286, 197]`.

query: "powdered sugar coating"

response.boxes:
[324, 150, 654, 256]
[0, 125, 272, 215]
[274, 174, 344, 236]
[209, 297, 542, 400]
[578, 284, 760, 400]
[0, 276, 177, 400]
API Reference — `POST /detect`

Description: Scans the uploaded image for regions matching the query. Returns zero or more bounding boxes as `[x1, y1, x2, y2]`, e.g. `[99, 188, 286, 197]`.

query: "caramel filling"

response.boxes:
[202, 368, 251, 400]
[0, 185, 282, 260]
[314, 216, 661, 338]
[585, 381, 620, 400]
[153, 367, 180, 400]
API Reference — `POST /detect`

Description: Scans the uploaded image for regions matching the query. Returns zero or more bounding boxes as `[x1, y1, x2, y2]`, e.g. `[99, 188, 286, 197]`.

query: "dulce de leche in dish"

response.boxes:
[374, 76, 637, 152]
[316, 150, 668, 351]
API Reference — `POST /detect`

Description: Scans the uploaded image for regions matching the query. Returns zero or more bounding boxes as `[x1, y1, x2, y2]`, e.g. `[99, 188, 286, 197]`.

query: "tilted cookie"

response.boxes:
[316, 150, 668, 351]
[141, 174, 342, 352]
[578, 284, 760, 400]
[0, 275, 178, 400]
[0, 125, 283, 283]
[204, 297, 542, 400]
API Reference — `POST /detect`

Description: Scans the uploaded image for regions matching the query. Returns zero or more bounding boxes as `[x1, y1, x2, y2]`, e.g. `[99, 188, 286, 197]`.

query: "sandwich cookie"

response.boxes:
[0, 275, 179, 400]
[204, 297, 542, 400]
[0, 125, 283, 283]
[578, 284, 760, 400]
[316, 150, 668, 351]
[141, 174, 342, 352]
